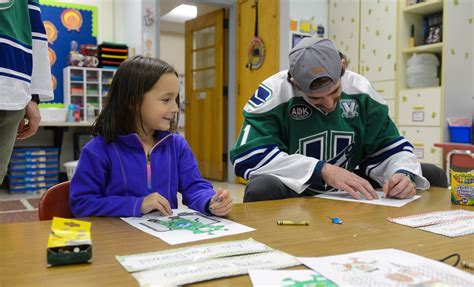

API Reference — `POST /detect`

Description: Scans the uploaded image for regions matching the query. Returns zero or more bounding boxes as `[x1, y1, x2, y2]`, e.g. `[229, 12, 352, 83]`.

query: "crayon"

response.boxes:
[277, 220, 309, 226]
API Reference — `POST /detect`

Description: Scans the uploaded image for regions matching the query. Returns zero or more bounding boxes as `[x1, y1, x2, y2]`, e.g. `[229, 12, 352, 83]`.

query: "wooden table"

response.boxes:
[1, 187, 473, 286]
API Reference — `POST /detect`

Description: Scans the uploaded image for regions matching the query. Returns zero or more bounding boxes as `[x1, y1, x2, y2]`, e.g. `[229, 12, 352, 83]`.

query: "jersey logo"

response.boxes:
[340, 99, 359, 118]
[299, 131, 355, 167]
[289, 104, 312, 120]
[248, 84, 272, 108]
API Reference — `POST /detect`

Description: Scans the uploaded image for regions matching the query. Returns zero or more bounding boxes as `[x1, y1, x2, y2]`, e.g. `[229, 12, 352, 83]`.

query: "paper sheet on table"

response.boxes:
[132, 251, 301, 287]
[315, 191, 420, 207]
[387, 209, 474, 227]
[116, 238, 273, 272]
[299, 249, 474, 287]
[248, 269, 336, 287]
[418, 217, 474, 237]
[121, 208, 254, 245]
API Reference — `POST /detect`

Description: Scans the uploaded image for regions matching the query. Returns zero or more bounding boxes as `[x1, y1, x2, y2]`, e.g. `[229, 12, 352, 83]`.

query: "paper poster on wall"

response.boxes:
[40, 0, 97, 103]
[121, 209, 255, 245]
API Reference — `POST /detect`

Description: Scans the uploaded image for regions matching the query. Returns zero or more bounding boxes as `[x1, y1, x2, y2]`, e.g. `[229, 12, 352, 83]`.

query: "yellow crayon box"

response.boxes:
[450, 171, 474, 206]
[47, 217, 92, 267]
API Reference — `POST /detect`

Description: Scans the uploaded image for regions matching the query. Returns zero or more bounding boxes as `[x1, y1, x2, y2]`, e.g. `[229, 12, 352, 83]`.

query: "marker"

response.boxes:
[277, 220, 309, 226]
[461, 261, 474, 270]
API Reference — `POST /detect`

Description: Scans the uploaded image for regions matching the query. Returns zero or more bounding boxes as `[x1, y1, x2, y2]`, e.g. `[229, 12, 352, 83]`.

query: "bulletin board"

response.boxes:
[39, 0, 97, 103]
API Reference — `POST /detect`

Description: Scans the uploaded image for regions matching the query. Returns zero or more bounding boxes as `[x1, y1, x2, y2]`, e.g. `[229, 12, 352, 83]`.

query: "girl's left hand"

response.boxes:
[209, 188, 233, 216]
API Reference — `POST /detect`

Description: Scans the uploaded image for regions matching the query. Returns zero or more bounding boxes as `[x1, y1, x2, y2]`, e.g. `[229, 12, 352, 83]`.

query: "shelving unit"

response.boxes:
[396, 0, 473, 166]
[63, 67, 116, 122]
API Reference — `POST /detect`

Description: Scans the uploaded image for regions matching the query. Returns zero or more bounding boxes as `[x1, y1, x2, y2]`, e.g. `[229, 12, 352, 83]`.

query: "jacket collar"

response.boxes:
[117, 131, 172, 149]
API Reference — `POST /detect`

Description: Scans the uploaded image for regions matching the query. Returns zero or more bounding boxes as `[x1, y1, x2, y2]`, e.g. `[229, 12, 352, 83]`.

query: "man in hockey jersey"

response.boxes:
[230, 38, 430, 202]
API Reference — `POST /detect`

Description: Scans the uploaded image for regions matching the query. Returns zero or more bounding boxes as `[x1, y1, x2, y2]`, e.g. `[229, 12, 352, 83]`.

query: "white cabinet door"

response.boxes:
[372, 80, 395, 100]
[328, 0, 360, 73]
[398, 126, 442, 166]
[398, 88, 441, 126]
[360, 0, 396, 82]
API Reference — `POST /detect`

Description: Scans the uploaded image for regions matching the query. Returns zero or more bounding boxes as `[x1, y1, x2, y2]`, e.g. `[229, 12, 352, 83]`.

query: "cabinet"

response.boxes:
[63, 67, 116, 122]
[329, 0, 397, 122]
[396, 0, 473, 166]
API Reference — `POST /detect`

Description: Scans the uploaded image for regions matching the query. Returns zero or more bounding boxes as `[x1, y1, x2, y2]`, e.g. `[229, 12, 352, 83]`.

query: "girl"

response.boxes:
[70, 56, 232, 217]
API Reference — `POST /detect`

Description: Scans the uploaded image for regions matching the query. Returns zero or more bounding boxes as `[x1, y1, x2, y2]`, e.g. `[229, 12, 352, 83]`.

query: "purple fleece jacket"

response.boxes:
[70, 132, 215, 217]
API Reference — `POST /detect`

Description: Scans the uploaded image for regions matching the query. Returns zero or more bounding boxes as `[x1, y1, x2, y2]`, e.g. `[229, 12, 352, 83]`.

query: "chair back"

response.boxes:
[38, 181, 74, 221]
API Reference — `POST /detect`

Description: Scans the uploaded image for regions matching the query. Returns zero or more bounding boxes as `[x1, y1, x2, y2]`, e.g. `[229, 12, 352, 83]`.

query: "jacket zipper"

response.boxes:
[135, 134, 171, 193]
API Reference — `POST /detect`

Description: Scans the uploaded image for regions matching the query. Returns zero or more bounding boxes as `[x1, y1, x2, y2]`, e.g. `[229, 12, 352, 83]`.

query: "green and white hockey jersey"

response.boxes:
[230, 70, 429, 193]
[0, 0, 53, 110]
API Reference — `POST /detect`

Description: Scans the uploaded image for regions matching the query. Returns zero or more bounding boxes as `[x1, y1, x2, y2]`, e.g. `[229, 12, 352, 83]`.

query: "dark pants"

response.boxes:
[243, 163, 448, 202]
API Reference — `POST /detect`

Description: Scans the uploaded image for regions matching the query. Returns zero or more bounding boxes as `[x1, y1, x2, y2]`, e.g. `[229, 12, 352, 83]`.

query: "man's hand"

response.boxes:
[321, 163, 378, 200]
[383, 173, 416, 199]
[16, 101, 41, 139]
[141, 192, 173, 215]
[209, 189, 233, 216]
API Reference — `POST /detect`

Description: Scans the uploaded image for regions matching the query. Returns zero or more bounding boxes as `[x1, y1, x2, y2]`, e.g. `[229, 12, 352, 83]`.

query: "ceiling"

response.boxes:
[160, 0, 221, 34]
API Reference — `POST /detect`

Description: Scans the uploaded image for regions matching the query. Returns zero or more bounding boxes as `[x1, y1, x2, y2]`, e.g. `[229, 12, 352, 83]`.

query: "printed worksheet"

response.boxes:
[387, 209, 474, 227]
[299, 249, 474, 287]
[315, 191, 420, 207]
[248, 269, 336, 287]
[121, 209, 255, 245]
[132, 251, 300, 287]
[116, 238, 273, 272]
[418, 217, 474, 237]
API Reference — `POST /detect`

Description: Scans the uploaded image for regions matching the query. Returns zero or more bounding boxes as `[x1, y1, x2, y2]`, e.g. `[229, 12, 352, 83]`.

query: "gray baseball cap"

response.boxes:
[289, 38, 341, 94]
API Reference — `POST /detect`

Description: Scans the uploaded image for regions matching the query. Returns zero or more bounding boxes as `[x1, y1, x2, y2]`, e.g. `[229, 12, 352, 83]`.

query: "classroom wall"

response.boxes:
[42, 0, 115, 42]
[160, 32, 185, 74]
[279, 0, 329, 70]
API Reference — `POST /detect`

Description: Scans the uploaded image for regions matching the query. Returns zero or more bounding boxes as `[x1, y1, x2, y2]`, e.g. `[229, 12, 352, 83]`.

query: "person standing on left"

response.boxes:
[0, 0, 53, 182]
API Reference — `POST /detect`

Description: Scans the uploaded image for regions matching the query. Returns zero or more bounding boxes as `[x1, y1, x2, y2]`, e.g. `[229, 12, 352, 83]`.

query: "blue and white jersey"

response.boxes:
[0, 0, 53, 110]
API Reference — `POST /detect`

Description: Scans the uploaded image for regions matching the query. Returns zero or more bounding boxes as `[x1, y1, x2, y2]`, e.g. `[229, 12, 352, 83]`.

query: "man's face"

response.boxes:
[304, 80, 342, 113]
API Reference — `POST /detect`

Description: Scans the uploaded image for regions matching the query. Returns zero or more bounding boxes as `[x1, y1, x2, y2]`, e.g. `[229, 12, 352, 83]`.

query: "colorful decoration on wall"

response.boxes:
[61, 8, 83, 31]
[39, 1, 97, 103]
[51, 75, 57, 91]
[246, 0, 265, 71]
[48, 47, 56, 66]
[43, 21, 58, 44]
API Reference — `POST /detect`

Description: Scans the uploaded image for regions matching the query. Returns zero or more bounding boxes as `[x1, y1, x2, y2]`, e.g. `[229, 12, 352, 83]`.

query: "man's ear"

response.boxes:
[340, 59, 346, 77]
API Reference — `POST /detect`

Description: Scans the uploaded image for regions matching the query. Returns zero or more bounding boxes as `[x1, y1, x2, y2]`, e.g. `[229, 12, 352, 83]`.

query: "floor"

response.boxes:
[0, 180, 245, 224]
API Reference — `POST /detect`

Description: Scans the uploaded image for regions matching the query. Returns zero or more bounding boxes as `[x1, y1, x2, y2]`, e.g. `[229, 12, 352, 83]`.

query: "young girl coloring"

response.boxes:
[70, 56, 233, 217]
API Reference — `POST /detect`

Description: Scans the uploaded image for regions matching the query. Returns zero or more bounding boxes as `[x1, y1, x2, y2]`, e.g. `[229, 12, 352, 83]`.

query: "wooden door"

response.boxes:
[185, 9, 226, 180]
[236, 0, 280, 137]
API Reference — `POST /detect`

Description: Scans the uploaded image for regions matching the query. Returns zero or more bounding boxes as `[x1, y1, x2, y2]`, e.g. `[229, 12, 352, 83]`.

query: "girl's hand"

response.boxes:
[141, 192, 173, 215]
[209, 189, 233, 216]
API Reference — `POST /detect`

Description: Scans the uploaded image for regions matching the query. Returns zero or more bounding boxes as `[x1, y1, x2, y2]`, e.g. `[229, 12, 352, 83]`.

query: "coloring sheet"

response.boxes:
[132, 251, 301, 287]
[299, 249, 474, 287]
[387, 209, 474, 227]
[248, 269, 336, 287]
[121, 209, 255, 245]
[315, 191, 420, 207]
[418, 217, 474, 237]
[116, 238, 273, 272]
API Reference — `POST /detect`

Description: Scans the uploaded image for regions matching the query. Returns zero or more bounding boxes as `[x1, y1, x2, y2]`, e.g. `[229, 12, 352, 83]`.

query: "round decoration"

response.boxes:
[48, 48, 56, 66]
[247, 37, 265, 70]
[61, 8, 83, 31]
[43, 21, 58, 44]
[51, 75, 57, 91]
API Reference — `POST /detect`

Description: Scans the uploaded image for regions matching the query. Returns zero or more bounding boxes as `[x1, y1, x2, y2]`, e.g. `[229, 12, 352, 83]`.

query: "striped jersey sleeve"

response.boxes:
[0, 0, 53, 110]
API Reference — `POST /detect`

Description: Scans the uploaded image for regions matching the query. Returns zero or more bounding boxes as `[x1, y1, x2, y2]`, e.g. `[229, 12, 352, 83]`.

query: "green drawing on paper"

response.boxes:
[141, 212, 228, 235]
[281, 274, 337, 287]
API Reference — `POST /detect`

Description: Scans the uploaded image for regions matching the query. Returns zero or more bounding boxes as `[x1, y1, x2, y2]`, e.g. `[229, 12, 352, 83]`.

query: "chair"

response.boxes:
[38, 181, 74, 221]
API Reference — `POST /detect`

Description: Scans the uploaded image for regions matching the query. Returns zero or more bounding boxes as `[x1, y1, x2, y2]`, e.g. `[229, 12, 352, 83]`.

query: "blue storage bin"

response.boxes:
[449, 126, 472, 143]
